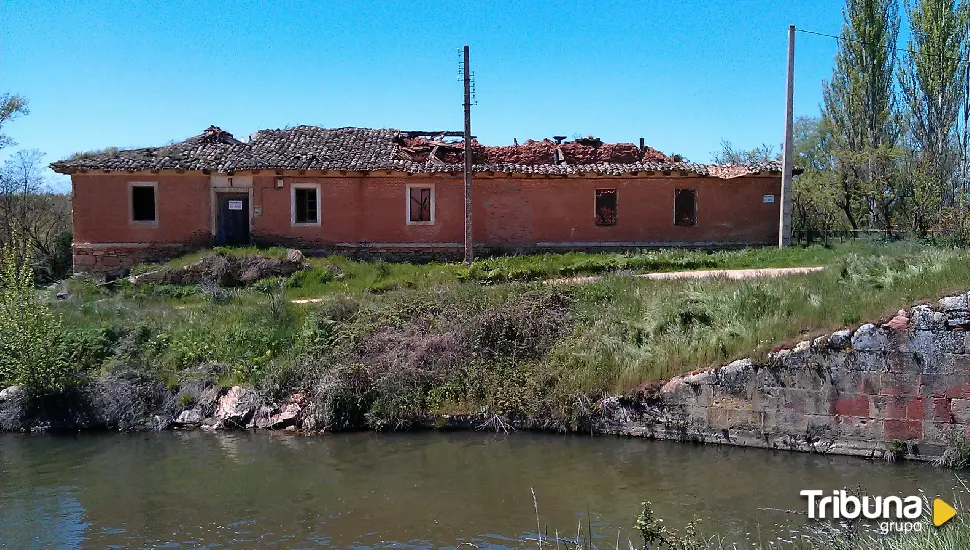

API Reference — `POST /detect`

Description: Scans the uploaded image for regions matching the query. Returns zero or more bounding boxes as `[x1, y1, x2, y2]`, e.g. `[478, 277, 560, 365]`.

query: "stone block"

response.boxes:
[880, 373, 920, 397]
[832, 394, 870, 417]
[846, 350, 888, 372]
[939, 293, 970, 312]
[911, 305, 946, 331]
[950, 398, 970, 423]
[884, 419, 923, 440]
[838, 416, 882, 440]
[852, 323, 890, 351]
[922, 421, 960, 445]
[906, 397, 927, 421]
[943, 379, 970, 399]
[868, 395, 907, 420]
[941, 353, 970, 375]
[829, 329, 852, 349]
[932, 397, 953, 422]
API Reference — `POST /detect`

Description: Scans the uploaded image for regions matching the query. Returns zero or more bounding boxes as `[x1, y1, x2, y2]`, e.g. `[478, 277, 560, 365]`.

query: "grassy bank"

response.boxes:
[132, 242, 859, 298]
[0, 240, 959, 431]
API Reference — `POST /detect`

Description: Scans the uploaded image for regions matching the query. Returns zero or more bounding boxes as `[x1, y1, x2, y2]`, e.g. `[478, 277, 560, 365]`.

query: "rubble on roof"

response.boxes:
[50, 125, 784, 179]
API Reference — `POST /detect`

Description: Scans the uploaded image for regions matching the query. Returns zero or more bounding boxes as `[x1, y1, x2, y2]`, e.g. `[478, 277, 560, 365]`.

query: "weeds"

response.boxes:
[936, 433, 970, 469]
[21, 241, 970, 433]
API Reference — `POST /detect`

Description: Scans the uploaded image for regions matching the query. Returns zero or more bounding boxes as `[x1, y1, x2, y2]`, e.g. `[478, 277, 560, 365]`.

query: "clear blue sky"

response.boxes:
[2, 0, 850, 191]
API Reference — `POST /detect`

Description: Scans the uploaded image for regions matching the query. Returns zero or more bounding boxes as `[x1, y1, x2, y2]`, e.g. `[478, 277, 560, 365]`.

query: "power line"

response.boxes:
[795, 27, 915, 56]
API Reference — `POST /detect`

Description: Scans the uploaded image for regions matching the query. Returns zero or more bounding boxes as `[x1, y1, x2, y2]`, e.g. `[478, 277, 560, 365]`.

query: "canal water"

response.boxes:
[0, 431, 959, 548]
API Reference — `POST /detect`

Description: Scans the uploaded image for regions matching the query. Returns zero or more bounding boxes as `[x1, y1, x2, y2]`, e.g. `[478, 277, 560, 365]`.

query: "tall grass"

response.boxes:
[44, 242, 970, 430]
[552, 247, 969, 393]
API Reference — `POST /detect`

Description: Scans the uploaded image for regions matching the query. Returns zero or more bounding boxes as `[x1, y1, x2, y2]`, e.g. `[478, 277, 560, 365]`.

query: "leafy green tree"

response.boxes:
[823, 0, 902, 230]
[0, 239, 73, 394]
[792, 117, 847, 240]
[899, 0, 970, 234]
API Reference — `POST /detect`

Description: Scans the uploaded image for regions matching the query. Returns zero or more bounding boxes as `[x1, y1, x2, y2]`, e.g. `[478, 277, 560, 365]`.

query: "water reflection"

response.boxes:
[0, 431, 960, 548]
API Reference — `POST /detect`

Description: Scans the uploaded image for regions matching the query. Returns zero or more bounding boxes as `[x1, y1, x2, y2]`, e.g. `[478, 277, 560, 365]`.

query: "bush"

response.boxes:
[0, 243, 75, 395]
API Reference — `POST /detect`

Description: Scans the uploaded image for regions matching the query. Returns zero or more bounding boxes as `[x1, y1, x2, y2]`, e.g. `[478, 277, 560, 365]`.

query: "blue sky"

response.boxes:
[2, 1, 850, 191]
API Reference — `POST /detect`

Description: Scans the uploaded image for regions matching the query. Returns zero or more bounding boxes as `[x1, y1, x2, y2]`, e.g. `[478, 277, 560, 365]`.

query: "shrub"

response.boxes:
[0, 242, 75, 395]
[936, 432, 970, 469]
[86, 369, 175, 430]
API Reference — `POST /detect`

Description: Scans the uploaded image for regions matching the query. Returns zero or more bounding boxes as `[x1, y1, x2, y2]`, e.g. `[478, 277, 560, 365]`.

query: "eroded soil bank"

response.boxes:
[5, 288, 970, 464]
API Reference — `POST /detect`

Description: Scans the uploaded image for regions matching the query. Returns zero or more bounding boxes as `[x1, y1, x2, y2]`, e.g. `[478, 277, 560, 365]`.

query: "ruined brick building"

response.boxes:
[51, 125, 785, 273]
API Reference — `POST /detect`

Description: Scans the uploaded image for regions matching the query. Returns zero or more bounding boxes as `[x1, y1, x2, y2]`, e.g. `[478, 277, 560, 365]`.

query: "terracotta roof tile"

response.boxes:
[51, 125, 783, 179]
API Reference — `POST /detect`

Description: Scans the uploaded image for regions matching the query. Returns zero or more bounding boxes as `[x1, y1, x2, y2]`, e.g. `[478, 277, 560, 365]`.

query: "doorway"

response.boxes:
[216, 193, 250, 245]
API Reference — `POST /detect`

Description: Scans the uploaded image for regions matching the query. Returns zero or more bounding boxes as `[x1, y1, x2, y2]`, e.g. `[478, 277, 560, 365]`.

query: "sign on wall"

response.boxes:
[228, 200, 244, 211]
[763, 194, 775, 204]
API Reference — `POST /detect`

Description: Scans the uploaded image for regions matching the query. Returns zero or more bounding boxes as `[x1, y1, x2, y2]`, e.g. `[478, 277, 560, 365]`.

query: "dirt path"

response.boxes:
[542, 266, 825, 285]
[290, 266, 825, 303]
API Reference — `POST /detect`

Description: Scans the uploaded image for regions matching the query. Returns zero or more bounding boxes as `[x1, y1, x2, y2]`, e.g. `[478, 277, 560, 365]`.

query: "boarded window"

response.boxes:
[409, 186, 433, 223]
[674, 189, 696, 226]
[595, 189, 617, 226]
[131, 185, 156, 222]
[294, 188, 318, 224]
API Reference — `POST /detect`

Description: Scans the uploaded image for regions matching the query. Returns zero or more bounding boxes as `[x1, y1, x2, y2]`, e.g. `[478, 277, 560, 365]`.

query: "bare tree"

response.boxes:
[0, 151, 72, 281]
[711, 140, 779, 164]
[0, 94, 29, 152]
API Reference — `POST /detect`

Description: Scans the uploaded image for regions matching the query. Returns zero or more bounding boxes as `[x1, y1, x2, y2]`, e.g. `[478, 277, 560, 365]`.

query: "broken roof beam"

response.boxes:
[403, 130, 470, 138]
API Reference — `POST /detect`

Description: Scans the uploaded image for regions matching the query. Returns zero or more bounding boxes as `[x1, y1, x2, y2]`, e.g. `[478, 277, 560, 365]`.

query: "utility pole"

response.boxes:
[779, 25, 795, 248]
[462, 45, 474, 264]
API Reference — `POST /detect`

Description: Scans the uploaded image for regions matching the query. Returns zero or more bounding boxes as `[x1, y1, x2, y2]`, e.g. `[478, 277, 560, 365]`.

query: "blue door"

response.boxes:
[217, 194, 250, 245]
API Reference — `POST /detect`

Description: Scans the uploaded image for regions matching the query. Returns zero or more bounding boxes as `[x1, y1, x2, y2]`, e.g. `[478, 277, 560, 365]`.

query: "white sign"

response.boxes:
[228, 200, 244, 211]
[763, 194, 775, 203]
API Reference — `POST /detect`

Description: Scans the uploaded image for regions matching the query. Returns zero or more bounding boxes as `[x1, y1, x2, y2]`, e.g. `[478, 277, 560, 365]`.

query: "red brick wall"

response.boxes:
[251, 174, 779, 247]
[72, 174, 211, 245]
[70, 171, 780, 272]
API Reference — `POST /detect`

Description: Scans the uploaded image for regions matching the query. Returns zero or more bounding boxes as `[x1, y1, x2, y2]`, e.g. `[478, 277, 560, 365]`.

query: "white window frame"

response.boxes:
[129, 181, 159, 226]
[405, 183, 435, 226]
[291, 183, 321, 226]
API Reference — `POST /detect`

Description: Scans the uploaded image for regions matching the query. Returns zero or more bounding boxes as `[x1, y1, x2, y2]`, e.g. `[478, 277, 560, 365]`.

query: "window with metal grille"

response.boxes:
[294, 187, 318, 224]
[131, 185, 156, 222]
[595, 189, 617, 226]
[674, 188, 697, 226]
[409, 186, 433, 223]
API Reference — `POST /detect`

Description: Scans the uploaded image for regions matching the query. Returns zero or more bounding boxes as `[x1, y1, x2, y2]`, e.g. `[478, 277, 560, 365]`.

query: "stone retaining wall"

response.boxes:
[73, 243, 195, 276]
[597, 292, 970, 461]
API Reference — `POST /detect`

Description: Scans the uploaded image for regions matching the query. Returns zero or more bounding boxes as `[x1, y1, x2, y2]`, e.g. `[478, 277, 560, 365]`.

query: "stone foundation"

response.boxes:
[595, 292, 970, 461]
[73, 243, 193, 276]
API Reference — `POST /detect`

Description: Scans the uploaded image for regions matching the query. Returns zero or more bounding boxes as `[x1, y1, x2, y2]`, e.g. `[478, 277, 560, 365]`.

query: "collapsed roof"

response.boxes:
[51, 125, 783, 178]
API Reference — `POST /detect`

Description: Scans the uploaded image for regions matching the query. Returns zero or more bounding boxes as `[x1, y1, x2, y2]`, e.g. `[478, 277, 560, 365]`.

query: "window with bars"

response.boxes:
[407, 185, 434, 224]
[594, 189, 617, 226]
[674, 188, 697, 226]
[293, 187, 318, 224]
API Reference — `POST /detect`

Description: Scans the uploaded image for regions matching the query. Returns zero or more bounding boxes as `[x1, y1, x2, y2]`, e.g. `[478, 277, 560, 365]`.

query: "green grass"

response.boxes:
[135, 240, 910, 300]
[38, 240, 970, 431]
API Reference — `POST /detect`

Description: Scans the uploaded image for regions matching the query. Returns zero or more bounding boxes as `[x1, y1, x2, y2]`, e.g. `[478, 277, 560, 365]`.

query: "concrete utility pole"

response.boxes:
[779, 25, 795, 248]
[463, 45, 474, 264]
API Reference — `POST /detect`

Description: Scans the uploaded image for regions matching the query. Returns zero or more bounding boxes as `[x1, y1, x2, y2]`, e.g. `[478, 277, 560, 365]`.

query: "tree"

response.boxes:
[711, 140, 779, 164]
[0, 151, 72, 281]
[792, 117, 847, 240]
[823, 0, 902, 231]
[0, 94, 29, 152]
[0, 240, 73, 395]
[898, 0, 970, 235]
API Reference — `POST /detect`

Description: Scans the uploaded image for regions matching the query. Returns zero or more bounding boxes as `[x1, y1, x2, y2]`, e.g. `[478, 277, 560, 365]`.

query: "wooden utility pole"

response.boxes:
[463, 45, 474, 264]
[779, 25, 795, 247]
